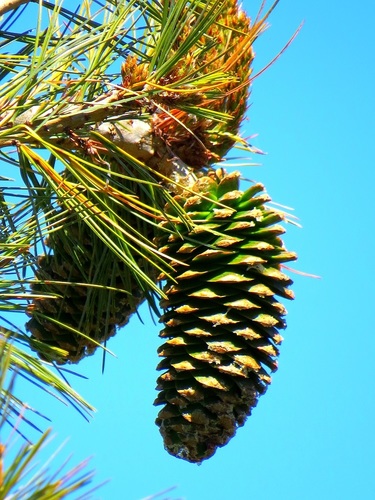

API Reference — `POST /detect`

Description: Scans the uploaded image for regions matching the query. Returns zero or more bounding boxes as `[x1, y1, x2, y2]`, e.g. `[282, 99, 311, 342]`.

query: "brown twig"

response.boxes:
[0, 0, 30, 16]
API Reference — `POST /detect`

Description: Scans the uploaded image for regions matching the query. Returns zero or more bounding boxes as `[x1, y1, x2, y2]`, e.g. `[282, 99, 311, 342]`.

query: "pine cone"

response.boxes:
[154, 171, 296, 462]
[27, 211, 154, 364]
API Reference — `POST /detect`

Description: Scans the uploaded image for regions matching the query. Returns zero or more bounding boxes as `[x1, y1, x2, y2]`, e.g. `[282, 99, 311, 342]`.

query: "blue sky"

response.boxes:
[2, 0, 375, 498]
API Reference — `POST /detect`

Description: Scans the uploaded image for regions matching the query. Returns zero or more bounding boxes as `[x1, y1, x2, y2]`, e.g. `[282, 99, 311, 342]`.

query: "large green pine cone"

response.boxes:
[26, 219, 148, 364]
[155, 171, 297, 462]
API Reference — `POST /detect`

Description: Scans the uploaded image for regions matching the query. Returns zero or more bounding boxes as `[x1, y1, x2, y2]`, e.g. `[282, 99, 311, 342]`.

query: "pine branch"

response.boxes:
[0, 0, 280, 366]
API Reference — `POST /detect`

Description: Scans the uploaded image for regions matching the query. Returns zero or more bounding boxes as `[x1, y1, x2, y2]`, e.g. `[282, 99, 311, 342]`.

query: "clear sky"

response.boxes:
[3, 0, 375, 499]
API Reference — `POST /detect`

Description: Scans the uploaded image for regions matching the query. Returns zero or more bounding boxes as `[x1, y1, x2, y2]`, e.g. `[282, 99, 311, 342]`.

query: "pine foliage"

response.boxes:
[0, 0, 299, 466]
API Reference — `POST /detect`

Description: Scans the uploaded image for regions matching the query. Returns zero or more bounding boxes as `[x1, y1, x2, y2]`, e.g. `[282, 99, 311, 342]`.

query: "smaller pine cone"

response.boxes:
[154, 171, 296, 462]
[26, 219, 150, 364]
